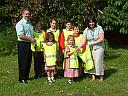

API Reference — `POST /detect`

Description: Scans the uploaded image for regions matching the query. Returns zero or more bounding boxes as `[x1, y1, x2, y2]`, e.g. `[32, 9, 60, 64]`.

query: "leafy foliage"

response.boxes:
[0, 0, 108, 55]
[0, 27, 17, 56]
[99, 0, 128, 34]
[0, 0, 107, 30]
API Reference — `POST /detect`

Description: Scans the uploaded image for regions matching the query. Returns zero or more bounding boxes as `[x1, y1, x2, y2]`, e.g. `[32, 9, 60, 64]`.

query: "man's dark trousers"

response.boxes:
[18, 41, 32, 81]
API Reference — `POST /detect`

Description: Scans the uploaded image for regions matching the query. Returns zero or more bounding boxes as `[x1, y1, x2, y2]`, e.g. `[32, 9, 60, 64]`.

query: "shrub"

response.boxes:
[0, 27, 17, 56]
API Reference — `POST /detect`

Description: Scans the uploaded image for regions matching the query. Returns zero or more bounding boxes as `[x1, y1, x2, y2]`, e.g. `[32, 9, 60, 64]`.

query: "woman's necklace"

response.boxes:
[90, 29, 95, 40]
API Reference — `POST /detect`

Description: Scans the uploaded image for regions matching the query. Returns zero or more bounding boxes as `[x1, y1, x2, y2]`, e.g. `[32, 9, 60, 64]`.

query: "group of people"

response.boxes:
[16, 8, 104, 84]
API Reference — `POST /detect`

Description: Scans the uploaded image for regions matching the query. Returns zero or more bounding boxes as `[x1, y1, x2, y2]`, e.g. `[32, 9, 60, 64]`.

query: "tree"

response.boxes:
[0, 0, 108, 55]
[99, 0, 128, 34]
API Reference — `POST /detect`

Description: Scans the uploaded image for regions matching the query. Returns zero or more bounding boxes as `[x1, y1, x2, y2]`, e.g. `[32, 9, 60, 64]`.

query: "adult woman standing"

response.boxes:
[75, 16, 104, 81]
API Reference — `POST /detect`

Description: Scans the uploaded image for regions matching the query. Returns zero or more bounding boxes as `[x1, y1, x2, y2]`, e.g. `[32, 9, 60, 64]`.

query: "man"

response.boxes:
[16, 8, 35, 84]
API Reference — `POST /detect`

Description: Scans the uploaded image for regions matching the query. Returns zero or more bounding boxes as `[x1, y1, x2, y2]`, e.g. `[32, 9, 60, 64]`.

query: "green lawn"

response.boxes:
[0, 48, 128, 96]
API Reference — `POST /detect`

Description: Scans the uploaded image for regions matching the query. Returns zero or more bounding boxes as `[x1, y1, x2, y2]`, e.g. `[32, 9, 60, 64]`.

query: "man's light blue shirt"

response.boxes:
[16, 18, 34, 42]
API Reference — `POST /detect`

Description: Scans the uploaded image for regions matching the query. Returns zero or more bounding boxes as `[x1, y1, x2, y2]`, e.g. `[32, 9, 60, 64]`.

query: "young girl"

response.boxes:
[46, 18, 60, 51]
[59, 20, 74, 53]
[73, 25, 86, 76]
[31, 21, 45, 79]
[63, 35, 79, 83]
[46, 18, 61, 65]
[42, 32, 57, 83]
[73, 25, 86, 53]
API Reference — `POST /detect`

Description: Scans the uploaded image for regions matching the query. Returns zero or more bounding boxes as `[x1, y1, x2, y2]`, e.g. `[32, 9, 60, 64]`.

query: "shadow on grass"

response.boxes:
[29, 74, 47, 81]
[56, 69, 64, 79]
[56, 68, 87, 82]
[104, 68, 117, 80]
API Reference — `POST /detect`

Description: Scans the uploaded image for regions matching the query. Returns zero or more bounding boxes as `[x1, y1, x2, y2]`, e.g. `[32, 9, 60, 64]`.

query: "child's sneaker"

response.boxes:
[51, 77, 55, 81]
[72, 80, 75, 83]
[48, 79, 52, 83]
[48, 77, 52, 83]
[68, 80, 72, 84]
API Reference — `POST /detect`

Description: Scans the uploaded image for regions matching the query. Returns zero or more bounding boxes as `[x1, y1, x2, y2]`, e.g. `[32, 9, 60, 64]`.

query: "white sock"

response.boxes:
[51, 77, 54, 80]
[48, 77, 51, 81]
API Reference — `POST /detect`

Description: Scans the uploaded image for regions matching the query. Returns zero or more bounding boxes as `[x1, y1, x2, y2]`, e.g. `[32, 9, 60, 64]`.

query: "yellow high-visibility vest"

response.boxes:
[79, 44, 94, 71]
[74, 34, 83, 54]
[31, 30, 45, 51]
[43, 43, 57, 66]
[47, 29, 60, 50]
[64, 45, 79, 68]
[63, 29, 74, 46]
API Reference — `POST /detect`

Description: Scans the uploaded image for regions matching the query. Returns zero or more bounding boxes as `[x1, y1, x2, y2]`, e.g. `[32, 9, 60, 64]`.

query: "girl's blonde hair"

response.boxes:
[67, 35, 75, 42]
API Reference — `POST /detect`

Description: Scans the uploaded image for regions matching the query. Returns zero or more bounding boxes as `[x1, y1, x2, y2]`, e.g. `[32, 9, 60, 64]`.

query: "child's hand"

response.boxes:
[73, 48, 79, 53]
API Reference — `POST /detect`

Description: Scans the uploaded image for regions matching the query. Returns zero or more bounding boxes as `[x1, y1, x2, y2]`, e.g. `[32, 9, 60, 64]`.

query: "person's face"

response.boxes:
[66, 22, 72, 30]
[89, 20, 95, 29]
[49, 36, 54, 42]
[22, 10, 30, 21]
[50, 20, 57, 29]
[74, 27, 80, 34]
[35, 23, 41, 32]
[67, 38, 75, 46]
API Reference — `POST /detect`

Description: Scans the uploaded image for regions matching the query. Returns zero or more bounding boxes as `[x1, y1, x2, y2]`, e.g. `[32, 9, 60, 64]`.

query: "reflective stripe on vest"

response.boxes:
[67, 45, 79, 68]
[46, 55, 56, 58]
[43, 43, 56, 66]
[79, 44, 94, 71]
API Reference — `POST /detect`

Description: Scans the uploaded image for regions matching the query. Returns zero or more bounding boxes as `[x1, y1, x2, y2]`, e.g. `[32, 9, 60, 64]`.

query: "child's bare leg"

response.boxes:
[47, 70, 52, 83]
[51, 70, 55, 81]
[92, 74, 95, 81]
[99, 75, 104, 81]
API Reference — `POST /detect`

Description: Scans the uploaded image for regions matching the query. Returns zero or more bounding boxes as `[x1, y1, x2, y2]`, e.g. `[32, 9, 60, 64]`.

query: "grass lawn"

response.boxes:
[0, 48, 128, 96]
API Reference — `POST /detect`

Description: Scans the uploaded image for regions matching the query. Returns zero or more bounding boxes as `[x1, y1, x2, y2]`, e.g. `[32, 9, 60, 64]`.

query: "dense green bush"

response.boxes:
[0, 27, 17, 56]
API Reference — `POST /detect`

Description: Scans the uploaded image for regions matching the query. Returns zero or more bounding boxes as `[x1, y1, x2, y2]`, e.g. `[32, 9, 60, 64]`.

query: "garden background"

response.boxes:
[0, 0, 128, 96]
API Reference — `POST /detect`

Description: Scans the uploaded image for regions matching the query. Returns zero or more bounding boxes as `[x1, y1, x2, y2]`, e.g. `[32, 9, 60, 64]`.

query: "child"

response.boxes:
[46, 18, 61, 65]
[73, 25, 86, 76]
[46, 18, 60, 51]
[63, 35, 79, 83]
[31, 21, 45, 79]
[73, 25, 86, 53]
[42, 32, 57, 83]
[59, 20, 74, 53]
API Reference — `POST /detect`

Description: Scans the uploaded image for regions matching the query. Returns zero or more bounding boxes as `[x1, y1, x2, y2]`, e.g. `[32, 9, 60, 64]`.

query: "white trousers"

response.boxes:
[92, 47, 104, 75]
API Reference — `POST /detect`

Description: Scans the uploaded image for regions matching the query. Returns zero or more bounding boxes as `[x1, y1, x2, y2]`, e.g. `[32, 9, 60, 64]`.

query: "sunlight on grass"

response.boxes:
[0, 49, 128, 96]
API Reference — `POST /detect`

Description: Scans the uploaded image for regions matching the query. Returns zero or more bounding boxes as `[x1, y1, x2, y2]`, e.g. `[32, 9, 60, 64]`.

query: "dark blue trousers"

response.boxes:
[33, 51, 45, 77]
[17, 41, 32, 81]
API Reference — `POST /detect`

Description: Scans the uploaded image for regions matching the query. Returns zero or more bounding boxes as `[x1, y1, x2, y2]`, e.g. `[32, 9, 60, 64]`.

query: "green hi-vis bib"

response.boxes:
[67, 45, 79, 68]
[31, 31, 45, 51]
[75, 34, 83, 54]
[43, 43, 56, 66]
[47, 29, 60, 50]
[79, 44, 94, 71]
[63, 29, 74, 46]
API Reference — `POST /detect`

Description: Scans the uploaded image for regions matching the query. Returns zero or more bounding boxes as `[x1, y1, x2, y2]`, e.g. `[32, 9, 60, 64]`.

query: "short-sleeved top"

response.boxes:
[83, 25, 104, 50]
[16, 18, 34, 42]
